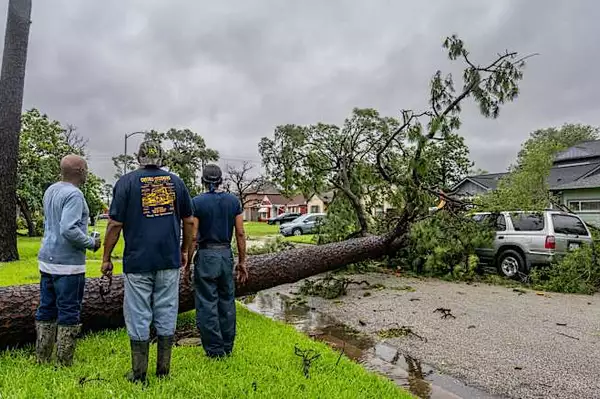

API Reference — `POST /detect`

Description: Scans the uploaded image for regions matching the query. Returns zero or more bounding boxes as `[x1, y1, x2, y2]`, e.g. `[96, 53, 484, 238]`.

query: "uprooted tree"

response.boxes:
[0, 35, 534, 348]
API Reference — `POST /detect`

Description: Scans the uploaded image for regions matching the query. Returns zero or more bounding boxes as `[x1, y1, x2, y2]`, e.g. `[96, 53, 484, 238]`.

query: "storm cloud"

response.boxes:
[2, 0, 599, 181]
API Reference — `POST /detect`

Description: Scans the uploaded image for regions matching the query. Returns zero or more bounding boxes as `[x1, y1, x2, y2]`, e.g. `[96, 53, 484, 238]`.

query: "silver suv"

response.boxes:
[472, 211, 592, 278]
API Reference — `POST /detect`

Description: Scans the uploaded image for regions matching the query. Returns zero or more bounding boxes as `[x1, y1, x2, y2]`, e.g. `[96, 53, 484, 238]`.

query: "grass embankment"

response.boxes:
[0, 221, 314, 287]
[0, 308, 409, 399]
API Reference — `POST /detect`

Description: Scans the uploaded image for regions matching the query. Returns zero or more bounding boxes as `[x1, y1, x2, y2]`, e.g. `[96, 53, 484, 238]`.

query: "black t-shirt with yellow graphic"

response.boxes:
[109, 167, 193, 273]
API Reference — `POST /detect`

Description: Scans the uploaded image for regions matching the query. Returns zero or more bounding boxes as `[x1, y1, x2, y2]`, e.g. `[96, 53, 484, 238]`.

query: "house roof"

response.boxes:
[555, 140, 600, 163]
[548, 162, 600, 188]
[263, 194, 289, 205]
[468, 173, 508, 190]
[286, 194, 307, 206]
[451, 173, 508, 192]
[551, 173, 600, 190]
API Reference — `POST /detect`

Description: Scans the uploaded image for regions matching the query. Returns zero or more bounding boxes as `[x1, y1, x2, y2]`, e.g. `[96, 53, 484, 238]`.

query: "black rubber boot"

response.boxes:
[56, 324, 81, 367]
[156, 335, 174, 378]
[126, 340, 150, 383]
[35, 321, 57, 364]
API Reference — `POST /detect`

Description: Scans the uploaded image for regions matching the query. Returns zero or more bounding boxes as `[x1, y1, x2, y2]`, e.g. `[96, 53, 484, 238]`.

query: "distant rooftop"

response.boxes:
[554, 140, 600, 163]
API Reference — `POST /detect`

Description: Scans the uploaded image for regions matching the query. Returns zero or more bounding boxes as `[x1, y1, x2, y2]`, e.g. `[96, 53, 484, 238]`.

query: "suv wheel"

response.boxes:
[292, 228, 302, 236]
[497, 250, 525, 278]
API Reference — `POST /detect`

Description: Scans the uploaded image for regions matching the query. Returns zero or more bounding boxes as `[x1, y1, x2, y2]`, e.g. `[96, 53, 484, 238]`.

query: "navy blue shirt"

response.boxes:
[109, 167, 193, 273]
[192, 192, 242, 246]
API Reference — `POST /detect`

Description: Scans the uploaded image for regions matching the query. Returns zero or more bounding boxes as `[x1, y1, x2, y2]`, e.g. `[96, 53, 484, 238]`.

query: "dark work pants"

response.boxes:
[36, 272, 85, 325]
[194, 248, 236, 357]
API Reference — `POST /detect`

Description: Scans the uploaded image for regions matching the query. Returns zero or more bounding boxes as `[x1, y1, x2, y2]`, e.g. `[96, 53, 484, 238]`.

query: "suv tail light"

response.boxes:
[545, 235, 556, 250]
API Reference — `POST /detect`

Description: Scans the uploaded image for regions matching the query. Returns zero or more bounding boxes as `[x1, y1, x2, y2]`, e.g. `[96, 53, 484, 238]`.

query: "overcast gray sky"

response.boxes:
[2, 0, 599, 182]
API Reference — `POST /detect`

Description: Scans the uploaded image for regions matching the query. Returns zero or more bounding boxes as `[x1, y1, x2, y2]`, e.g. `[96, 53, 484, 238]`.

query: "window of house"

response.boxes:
[552, 214, 589, 236]
[510, 213, 545, 231]
[567, 200, 600, 213]
[568, 201, 581, 211]
[310, 205, 320, 213]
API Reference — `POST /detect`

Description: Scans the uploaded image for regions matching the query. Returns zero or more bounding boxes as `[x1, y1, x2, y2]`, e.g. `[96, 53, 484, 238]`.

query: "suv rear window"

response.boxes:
[510, 213, 545, 231]
[552, 214, 589, 236]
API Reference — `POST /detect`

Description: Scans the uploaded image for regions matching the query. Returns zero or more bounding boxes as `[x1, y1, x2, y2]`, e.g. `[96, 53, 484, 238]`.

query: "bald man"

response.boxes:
[35, 154, 101, 366]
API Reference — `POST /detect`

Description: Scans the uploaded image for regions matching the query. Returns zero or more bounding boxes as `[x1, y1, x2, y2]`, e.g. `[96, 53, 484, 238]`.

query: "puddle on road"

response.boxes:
[245, 292, 501, 399]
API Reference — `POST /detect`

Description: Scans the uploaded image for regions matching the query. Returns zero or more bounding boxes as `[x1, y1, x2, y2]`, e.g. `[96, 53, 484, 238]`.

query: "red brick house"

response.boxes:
[242, 184, 333, 221]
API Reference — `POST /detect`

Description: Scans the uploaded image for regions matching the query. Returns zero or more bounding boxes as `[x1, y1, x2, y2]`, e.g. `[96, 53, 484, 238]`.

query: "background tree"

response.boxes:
[17, 109, 106, 236]
[111, 154, 136, 180]
[82, 174, 106, 225]
[468, 167, 489, 176]
[102, 183, 113, 208]
[142, 129, 218, 195]
[0, 0, 32, 261]
[225, 161, 266, 207]
[517, 123, 599, 162]
[421, 133, 473, 190]
[260, 108, 399, 237]
[17, 109, 71, 236]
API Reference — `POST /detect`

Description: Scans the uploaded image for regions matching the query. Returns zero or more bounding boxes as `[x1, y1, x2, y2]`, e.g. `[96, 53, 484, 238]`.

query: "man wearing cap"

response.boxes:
[188, 164, 248, 358]
[101, 140, 194, 382]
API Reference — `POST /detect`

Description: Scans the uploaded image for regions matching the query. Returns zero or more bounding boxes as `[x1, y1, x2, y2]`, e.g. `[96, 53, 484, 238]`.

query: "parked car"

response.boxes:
[279, 213, 326, 236]
[472, 211, 592, 278]
[267, 212, 301, 225]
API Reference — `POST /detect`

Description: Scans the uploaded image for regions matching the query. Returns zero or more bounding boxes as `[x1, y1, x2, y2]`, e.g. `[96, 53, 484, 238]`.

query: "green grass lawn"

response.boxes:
[0, 308, 409, 399]
[0, 221, 313, 287]
[0, 231, 409, 399]
[244, 222, 317, 245]
[244, 221, 279, 238]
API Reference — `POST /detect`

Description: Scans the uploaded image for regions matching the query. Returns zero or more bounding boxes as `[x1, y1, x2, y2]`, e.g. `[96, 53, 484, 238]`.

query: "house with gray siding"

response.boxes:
[550, 141, 600, 226]
[451, 140, 600, 226]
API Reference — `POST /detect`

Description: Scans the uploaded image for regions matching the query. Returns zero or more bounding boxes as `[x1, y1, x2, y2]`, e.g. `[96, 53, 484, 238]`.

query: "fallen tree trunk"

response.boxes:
[0, 234, 402, 349]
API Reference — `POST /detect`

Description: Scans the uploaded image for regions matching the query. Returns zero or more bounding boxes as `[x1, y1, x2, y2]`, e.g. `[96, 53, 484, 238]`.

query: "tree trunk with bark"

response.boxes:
[0, 234, 403, 349]
[0, 0, 32, 261]
[17, 197, 36, 237]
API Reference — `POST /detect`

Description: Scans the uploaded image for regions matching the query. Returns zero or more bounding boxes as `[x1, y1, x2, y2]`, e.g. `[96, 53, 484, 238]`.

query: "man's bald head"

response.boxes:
[60, 154, 88, 186]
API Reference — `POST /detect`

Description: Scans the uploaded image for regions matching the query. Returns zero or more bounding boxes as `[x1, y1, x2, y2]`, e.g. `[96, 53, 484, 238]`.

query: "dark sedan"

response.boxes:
[267, 212, 301, 225]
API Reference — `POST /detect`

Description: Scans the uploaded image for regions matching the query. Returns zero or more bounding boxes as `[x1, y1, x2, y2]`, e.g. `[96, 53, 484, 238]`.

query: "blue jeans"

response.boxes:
[123, 269, 180, 341]
[36, 272, 85, 326]
[194, 248, 236, 357]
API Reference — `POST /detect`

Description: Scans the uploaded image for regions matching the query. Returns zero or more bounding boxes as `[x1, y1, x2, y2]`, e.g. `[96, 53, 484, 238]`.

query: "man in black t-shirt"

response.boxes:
[188, 164, 248, 358]
[102, 140, 194, 383]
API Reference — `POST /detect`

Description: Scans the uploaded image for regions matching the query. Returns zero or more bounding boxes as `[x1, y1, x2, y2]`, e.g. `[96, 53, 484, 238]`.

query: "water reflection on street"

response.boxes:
[245, 291, 502, 399]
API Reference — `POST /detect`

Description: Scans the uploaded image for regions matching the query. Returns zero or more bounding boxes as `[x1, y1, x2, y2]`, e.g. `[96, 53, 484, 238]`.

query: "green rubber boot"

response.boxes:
[126, 340, 150, 383]
[35, 321, 57, 364]
[156, 335, 174, 378]
[56, 324, 81, 367]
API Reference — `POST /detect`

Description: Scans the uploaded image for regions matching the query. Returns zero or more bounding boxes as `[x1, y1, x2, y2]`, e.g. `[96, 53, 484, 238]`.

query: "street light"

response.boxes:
[123, 131, 147, 174]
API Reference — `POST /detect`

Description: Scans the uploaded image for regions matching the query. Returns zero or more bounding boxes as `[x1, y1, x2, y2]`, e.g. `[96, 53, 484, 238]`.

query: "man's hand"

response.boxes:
[236, 261, 249, 284]
[101, 260, 114, 277]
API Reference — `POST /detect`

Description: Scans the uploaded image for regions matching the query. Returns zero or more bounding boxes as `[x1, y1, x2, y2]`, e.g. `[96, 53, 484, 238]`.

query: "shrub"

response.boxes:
[530, 242, 600, 294]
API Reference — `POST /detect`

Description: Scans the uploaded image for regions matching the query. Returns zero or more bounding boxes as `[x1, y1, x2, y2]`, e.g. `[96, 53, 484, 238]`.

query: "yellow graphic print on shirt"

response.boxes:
[140, 175, 176, 218]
